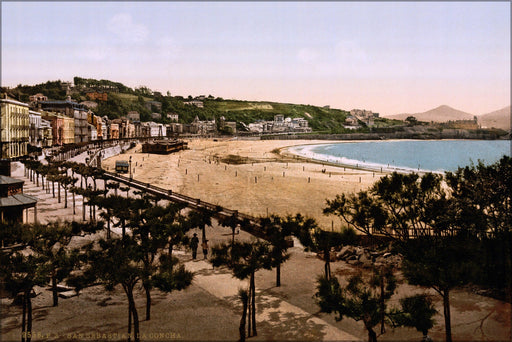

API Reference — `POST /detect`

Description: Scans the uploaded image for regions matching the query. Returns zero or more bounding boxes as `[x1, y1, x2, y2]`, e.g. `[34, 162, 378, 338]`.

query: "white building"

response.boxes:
[168, 113, 179, 122]
[148, 122, 166, 137]
[29, 110, 42, 147]
[89, 124, 98, 141]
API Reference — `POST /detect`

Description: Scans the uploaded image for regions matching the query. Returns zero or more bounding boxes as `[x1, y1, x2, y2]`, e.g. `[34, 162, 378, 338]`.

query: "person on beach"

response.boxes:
[202, 240, 209, 259]
[190, 233, 199, 259]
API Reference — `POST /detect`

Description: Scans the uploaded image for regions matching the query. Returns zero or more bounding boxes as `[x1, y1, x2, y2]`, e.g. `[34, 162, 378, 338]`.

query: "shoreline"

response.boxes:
[281, 143, 442, 175]
[281, 139, 510, 175]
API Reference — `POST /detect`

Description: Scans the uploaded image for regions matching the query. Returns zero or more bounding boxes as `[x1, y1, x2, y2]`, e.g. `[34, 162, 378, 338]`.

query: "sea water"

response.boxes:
[288, 140, 511, 173]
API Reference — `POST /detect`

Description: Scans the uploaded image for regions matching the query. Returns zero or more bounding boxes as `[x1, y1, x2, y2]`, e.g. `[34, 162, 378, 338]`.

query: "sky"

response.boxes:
[1, 2, 510, 115]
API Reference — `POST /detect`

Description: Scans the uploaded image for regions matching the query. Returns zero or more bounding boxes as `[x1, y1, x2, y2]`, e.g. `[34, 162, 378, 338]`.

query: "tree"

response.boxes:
[219, 212, 240, 246]
[446, 156, 512, 293]
[260, 215, 292, 287]
[371, 265, 397, 334]
[81, 234, 193, 342]
[323, 171, 466, 342]
[87, 238, 143, 342]
[389, 294, 437, 341]
[399, 235, 479, 342]
[30, 222, 78, 307]
[324, 172, 447, 239]
[187, 207, 215, 244]
[289, 214, 356, 280]
[0, 240, 50, 342]
[405, 116, 418, 126]
[56, 174, 78, 209]
[315, 267, 397, 342]
[210, 240, 272, 337]
[238, 288, 249, 342]
[128, 199, 189, 320]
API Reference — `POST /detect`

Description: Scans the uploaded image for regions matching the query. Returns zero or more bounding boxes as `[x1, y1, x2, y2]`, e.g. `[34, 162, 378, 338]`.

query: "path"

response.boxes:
[184, 259, 361, 341]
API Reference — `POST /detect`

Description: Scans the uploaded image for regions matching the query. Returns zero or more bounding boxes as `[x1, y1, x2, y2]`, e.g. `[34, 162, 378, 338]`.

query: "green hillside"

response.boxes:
[3, 77, 398, 133]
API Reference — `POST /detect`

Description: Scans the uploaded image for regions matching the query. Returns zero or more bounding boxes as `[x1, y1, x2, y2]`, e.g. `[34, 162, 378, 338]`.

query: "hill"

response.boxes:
[385, 105, 475, 123]
[3, 78, 403, 134]
[478, 106, 510, 130]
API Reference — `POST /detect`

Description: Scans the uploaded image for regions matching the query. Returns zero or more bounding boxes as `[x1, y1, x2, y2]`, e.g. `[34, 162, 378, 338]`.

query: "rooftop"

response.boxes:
[0, 175, 24, 185]
[0, 194, 37, 208]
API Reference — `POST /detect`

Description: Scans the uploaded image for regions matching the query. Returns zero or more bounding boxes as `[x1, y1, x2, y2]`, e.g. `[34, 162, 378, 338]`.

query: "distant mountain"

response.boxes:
[478, 106, 510, 130]
[385, 105, 475, 123]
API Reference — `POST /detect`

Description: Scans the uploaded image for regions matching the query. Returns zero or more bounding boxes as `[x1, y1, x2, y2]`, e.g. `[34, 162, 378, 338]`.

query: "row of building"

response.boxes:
[246, 114, 312, 134]
[1, 93, 237, 160]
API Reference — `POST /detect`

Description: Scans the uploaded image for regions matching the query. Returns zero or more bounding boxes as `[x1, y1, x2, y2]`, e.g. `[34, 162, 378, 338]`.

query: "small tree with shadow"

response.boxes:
[389, 294, 437, 342]
[315, 267, 397, 342]
[260, 215, 293, 287]
[210, 240, 272, 337]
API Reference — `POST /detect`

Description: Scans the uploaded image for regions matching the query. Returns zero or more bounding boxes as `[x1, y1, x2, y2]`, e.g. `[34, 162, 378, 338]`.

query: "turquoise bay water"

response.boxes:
[289, 140, 511, 173]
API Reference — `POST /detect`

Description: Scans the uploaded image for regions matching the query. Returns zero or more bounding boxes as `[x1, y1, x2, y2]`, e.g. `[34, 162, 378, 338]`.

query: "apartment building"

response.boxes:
[1, 96, 30, 159]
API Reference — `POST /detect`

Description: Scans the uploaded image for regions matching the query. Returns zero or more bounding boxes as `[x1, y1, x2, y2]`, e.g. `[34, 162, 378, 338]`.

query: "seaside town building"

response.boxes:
[219, 116, 237, 134]
[0, 174, 37, 223]
[110, 123, 120, 140]
[28, 110, 42, 147]
[62, 115, 75, 144]
[40, 119, 53, 147]
[350, 109, 377, 126]
[29, 93, 48, 103]
[343, 115, 360, 130]
[37, 97, 88, 143]
[247, 114, 311, 134]
[126, 111, 140, 122]
[166, 123, 184, 135]
[41, 111, 64, 146]
[111, 119, 127, 138]
[1, 96, 30, 159]
[142, 122, 166, 137]
[88, 124, 98, 141]
[191, 116, 216, 135]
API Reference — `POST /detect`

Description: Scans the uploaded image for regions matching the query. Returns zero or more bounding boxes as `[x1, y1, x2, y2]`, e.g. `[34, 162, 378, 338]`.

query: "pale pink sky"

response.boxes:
[2, 2, 510, 115]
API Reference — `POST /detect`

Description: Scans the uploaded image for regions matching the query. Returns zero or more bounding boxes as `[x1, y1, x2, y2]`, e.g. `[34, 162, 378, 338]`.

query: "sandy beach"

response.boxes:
[101, 138, 384, 230]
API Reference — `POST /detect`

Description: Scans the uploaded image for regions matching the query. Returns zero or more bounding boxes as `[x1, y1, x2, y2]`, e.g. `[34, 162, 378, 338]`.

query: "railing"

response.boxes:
[103, 171, 269, 240]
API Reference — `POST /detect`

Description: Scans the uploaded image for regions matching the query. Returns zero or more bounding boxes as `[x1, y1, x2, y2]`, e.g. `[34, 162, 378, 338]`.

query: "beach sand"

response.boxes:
[101, 138, 384, 230]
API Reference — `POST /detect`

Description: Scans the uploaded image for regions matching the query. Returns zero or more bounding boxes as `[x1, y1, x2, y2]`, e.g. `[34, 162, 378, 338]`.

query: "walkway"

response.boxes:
[184, 259, 360, 341]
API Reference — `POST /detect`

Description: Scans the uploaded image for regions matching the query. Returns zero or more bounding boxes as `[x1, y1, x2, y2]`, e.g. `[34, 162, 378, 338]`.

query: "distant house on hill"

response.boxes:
[184, 100, 204, 108]
[167, 113, 179, 122]
[126, 111, 140, 121]
[144, 100, 162, 111]
[80, 101, 98, 109]
[343, 115, 360, 130]
[86, 91, 108, 101]
[151, 112, 162, 120]
[29, 93, 48, 103]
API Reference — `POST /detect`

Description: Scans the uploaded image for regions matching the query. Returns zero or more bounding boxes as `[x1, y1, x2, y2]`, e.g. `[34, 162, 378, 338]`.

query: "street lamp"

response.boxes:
[129, 156, 132, 179]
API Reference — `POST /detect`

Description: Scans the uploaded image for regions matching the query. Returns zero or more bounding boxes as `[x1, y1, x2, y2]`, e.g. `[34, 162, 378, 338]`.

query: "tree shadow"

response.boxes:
[257, 310, 328, 341]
